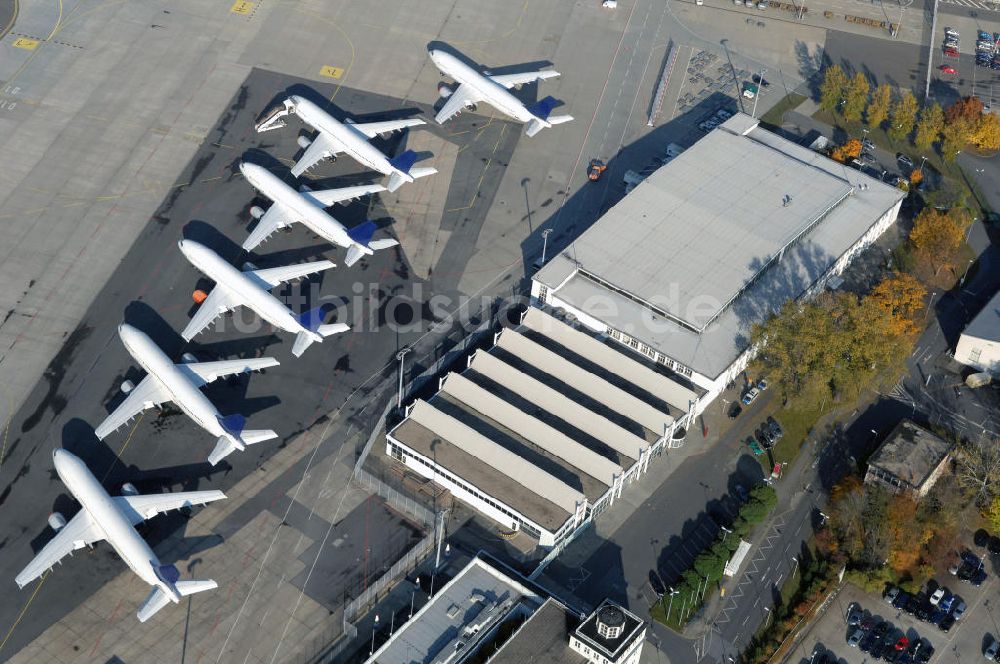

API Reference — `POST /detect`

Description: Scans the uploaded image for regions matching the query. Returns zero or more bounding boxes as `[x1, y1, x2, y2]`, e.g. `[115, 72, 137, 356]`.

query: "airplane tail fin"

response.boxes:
[292, 323, 348, 357]
[345, 244, 366, 267]
[217, 413, 246, 438]
[409, 166, 437, 181]
[527, 95, 559, 120]
[548, 114, 573, 126]
[347, 220, 377, 247]
[137, 587, 173, 623]
[525, 120, 545, 138]
[296, 305, 329, 333]
[388, 149, 418, 174]
[386, 171, 407, 192]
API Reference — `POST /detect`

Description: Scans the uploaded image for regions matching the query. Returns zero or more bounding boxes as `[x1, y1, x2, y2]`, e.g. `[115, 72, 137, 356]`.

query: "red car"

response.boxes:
[940, 65, 957, 74]
[895, 636, 909, 651]
[944, 47, 959, 57]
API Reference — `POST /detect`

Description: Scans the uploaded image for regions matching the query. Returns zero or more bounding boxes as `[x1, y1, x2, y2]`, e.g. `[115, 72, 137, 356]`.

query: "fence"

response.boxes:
[342, 531, 436, 627]
[355, 466, 436, 527]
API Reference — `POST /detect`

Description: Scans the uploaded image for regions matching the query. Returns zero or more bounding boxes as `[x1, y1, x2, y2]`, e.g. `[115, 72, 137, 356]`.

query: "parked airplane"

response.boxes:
[429, 49, 573, 136]
[95, 324, 279, 465]
[16, 449, 225, 622]
[255, 95, 437, 191]
[178, 239, 348, 357]
[239, 161, 398, 267]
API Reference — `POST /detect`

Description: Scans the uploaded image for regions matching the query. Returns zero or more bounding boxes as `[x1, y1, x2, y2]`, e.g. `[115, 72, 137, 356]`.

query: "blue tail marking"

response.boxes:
[217, 414, 246, 437]
[296, 305, 328, 332]
[388, 150, 418, 174]
[347, 220, 377, 247]
[156, 564, 181, 585]
[527, 96, 558, 120]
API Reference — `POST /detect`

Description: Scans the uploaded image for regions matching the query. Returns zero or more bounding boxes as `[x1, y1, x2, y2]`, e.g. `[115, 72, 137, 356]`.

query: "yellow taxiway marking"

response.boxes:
[319, 65, 344, 79]
[230, 0, 254, 15]
[0, 571, 48, 655]
[12, 37, 38, 50]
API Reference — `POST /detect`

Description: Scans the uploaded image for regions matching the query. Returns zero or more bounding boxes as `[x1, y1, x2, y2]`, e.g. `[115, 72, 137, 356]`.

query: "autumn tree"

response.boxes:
[886, 494, 925, 575]
[945, 96, 984, 125]
[910, 207, 969, 275]
[819, 65, 849, 113]
[867, 83, 892, 129]
[914, 103, 944, 151]
[984, 496, 1000, 532]
[865, 272, 927, 338]
[970, 112, 1000, 150]
[941, 118, 973, 161]
[909, 168, 923, 186]
[888, 90, 919, 142]
[831, 138, 863, 163]
[842, 72, 871, 123]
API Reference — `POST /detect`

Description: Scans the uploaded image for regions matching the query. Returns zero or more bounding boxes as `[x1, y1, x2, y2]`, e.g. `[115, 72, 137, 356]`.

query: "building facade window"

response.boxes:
[538, 285, 549, 303]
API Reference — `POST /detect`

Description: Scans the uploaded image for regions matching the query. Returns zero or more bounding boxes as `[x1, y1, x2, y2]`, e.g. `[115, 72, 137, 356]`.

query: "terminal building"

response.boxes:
[386, 307, 699, 547]
[365, 555, 646, 664]
[532, 113, 905, 415]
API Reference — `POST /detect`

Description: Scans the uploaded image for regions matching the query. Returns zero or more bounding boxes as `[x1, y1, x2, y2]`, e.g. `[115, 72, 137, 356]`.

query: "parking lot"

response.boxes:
[784, 544, 1000, 663]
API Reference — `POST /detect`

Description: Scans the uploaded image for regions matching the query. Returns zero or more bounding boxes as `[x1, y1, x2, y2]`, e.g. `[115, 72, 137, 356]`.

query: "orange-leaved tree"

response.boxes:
[831, 138, 862, 163]
[866, 272, 927, 338]
[910, 207, 970, 276]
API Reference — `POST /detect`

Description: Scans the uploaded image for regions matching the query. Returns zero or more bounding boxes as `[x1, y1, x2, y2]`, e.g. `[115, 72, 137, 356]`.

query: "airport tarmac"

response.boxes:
[0, 0, 825, 661]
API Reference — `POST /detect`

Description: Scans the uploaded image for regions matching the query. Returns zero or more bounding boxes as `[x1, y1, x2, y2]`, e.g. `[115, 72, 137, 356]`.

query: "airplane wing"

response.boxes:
[351, 118, 424, 139]
[300, 183, 386, 208]
[178, 357, 280, 387]
[95, 375, 172, 439]
[435, 85, 484, 124]
[490, 70, 560, 89]
[181, 286, 243, 341]
[243, 202, 295, 251]
[249, 261, 335, 289]
[112, 490, 227, 526]
[291, 131, 344, 177]
[15, 511, 106, 588]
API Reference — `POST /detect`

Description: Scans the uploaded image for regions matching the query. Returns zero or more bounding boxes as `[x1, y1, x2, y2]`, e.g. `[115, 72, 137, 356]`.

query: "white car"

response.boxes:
[930, 587, 946, 606]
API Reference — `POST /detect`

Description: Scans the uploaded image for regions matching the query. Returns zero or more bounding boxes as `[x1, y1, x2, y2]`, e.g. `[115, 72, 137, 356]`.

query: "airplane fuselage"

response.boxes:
[430, 50, 539, 125]
[178, 240, 308, 337]
[239, 162, 356, 250]
[53, 450, 177, 600]
[290, 96, 408, 181]
[118, 324, 226, 440]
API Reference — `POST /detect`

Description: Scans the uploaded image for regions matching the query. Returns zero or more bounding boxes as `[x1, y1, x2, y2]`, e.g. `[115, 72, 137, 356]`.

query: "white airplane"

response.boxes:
[240, 161, 399, 267]
[429, 49, 573, 137]
[255, 95, 437, 191]
[95, 324, 279, 466]
[16, 449, 225, 622]
[178, 239, 349, 357]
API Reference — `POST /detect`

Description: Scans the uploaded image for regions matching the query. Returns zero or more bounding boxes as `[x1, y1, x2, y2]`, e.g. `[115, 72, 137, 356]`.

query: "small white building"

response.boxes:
[532, 113, 904, 416]
[365, 556, 645, 664]
[954, 290, 1000, 375]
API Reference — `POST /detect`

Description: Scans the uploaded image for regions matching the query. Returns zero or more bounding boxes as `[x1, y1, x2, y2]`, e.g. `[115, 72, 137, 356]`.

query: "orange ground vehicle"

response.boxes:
[588, 159, 607, 181]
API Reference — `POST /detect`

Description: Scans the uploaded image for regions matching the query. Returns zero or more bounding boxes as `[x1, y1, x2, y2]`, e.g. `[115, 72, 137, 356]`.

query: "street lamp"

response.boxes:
[763, 606, 772, 628]
[720, 525, 732, 542]
[924, 291, 937, 323]
[751, 68, 766, 119]
[410, 576, 420, 618]
[396, 347, 411, 408]
[541, 228, 553, 264]
[960, 258, 975, 287]
[370, 614, 380, 656]
[791, 555, 799, 578]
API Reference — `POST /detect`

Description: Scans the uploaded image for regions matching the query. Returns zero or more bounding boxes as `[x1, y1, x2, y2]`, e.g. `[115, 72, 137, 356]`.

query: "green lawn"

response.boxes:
[760, 93, 807, 127]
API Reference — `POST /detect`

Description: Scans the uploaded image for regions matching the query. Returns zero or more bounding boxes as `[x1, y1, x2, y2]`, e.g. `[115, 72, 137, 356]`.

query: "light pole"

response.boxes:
[370, 614, 380, 656]
[751, 68, 766, 119]
[791, 555, 799, 578]
[763, 605, 772, 628]
[720, 525, 732, 542]
[410, 576, 420, 618]
[541, 228, 553, 264]
[960, 258, 975, 287]
[666, 588, 680, 622]
[924, 291, 937, 323]
[396, 347, 411, 408]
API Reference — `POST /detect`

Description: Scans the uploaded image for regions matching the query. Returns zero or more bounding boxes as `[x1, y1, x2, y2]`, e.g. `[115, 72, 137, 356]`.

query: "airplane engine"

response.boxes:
[438, 83, 453, 99]
[120, 379, 135, 394]
[242, 261, 258, 272]
[466, 102, 478, 112]
[297, 135, 313, 149]
[121, 482, 139, 496]
[48, 512, 67, 532]
[181, 352, 198, 364]
[249, 205, 265, 220]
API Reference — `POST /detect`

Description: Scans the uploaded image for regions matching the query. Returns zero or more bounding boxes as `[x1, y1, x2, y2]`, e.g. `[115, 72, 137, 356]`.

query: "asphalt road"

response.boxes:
[0, 68, 518, 658]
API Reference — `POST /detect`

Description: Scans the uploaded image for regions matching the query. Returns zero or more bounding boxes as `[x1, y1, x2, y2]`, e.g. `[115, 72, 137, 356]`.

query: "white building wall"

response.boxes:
[955, 333, 1000, 374]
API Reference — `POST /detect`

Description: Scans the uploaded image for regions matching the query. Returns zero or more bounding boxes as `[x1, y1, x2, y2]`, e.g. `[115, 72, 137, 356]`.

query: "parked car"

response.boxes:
[961, 549, 982, 567]
[767, 416, 783, 440]
[757, 426, 774, 447]
[874, 620, 890, 639]
[727, 402, 742, 419]
[895, 636, 910, 651]
[916, 641, 934, 663]
[929, 608, 947, 625]
[752, 73, 770, 87]
[885, 585, 901, 605]
[975, 529, 990, 547]
[893, 590, 911, 610]
[944, 47, 960, 58]
[952, 598, 967, 620]
[896, 153, 914, 169]
[861, 632, 878, 653]
[986, 638, 1000, 660]
[944, 26, 958, 36]
[979, 29, 992, 40]
[756, 377, 768, 391]
[940, 65, 958, 74]
[940, 593, 956, 612]
[741, 387, 760, 405]
[989, 536, 1000, 555]
[972, 568, 988, 586]
[847, 601, 863, 625]
[915, 603, 931, 621]
[938, 614, 955, 632]
[929, 587, 946, 605]
[848, 628, 865, 647]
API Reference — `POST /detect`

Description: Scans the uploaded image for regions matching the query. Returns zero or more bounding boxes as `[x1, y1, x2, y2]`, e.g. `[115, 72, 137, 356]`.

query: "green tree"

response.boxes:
[866, 83, 892, 129]
[914, 104, 944, 151]
[819, 65, 849, 113]
[910, 207, 969, 275]
[941, 118, 973, 161]
[888, 90, 919, 142]
[842, 72, 870, 123]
